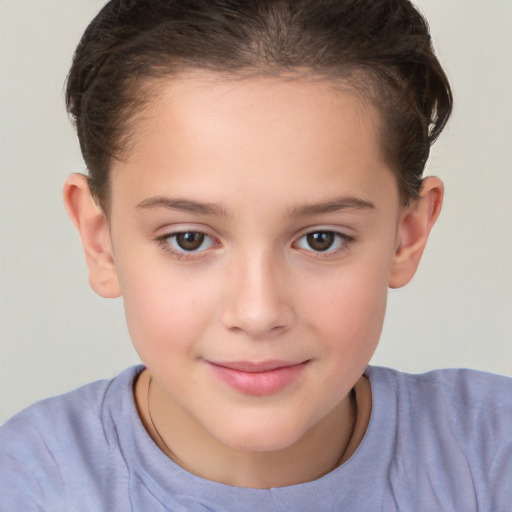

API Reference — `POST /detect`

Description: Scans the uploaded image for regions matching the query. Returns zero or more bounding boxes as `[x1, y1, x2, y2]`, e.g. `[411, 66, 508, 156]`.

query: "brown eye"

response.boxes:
[306, 232, 336, 252]
[295, 230, 350, 254]
[175, 232, 206, 251]
[159, 230, 216, 257]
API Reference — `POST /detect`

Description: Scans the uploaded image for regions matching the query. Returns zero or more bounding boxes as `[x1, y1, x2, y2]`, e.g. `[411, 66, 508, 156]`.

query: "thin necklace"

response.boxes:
[330, 386, 358, 471]
[146, 376, 358, 474]
[147, 376, 179, 462]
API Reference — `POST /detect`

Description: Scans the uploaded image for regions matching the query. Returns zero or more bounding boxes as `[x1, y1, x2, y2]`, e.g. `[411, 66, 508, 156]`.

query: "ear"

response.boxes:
[388, 177, 443, 289]
[63, 173, 122, 298]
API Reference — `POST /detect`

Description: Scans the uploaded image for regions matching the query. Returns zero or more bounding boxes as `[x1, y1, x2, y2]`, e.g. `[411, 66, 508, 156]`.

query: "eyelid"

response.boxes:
[292, 227, 354, 258]
[153, 224, 354, 260]
[155, 225, 221, 260]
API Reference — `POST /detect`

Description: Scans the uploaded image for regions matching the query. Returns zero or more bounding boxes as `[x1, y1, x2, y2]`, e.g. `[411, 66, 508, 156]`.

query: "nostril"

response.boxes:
[224, 313, 293, 338]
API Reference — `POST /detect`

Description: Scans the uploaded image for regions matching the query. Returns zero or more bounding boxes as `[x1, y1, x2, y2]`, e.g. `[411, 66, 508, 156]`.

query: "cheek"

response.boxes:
[302, 259, 391, 353]
[119, 264, 217, 360]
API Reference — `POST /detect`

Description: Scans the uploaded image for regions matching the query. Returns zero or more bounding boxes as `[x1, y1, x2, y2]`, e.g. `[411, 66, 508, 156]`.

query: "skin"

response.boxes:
[64, 72, 443, 488]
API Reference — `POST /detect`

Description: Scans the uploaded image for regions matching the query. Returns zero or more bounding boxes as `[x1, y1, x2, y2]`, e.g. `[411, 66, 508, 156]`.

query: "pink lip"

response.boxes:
[207, 360, 309, 395]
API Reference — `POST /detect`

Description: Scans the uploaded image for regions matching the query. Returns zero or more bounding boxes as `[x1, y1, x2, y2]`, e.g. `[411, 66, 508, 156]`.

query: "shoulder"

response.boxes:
[366, 366, 512, 510]
[367, 365, 512, 445]
[369, 365, 512, 402]
[367, 365, 512, 408]
[371, 365, 512, 422]
[3, 374, 110, 430]
[0, 366, 143, 511]
[1, 367, 137, 447]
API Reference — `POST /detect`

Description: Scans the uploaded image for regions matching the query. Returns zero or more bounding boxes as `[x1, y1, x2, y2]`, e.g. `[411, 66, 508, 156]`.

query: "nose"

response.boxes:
[221, 251, 296, 339]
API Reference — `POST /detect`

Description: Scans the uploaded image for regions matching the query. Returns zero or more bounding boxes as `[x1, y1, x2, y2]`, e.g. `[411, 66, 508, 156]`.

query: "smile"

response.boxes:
[206, 360, 310, 396]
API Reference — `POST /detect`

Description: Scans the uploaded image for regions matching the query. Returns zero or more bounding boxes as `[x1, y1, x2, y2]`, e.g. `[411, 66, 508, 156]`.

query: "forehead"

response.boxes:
[110, 73, 398, 213]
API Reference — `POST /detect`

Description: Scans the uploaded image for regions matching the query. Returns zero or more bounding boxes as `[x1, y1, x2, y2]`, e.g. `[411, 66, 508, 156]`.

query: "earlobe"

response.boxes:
[63, 173, 122, 298]
[388, 177, 444, 289]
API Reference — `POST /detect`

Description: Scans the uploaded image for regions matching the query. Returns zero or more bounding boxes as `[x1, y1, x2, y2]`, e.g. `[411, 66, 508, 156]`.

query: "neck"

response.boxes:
[134, 370, 370, 488]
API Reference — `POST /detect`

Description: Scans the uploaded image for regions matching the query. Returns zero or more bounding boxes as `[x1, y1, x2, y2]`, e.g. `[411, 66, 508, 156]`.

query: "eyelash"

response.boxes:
[155, 231, 218, 260]
[293, 230, 354, 259]
[155, 229, 354, 261]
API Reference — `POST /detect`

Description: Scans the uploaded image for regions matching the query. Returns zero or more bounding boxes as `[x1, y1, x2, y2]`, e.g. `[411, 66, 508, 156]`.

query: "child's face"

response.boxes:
[105, 74, 405, 451]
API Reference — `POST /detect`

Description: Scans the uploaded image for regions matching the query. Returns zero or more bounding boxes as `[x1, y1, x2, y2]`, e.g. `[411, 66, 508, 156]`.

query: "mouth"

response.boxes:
[206, 359, 310, 395]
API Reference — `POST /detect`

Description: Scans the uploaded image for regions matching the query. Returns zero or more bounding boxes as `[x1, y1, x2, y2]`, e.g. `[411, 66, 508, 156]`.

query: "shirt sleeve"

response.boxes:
[453, 370, 512, 511]
[0, 416, 65, 512]
[485, 403, 512, 510]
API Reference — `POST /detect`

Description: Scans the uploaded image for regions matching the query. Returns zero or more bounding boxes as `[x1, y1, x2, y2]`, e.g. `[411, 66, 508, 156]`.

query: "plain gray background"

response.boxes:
[1, 0, 511, 423]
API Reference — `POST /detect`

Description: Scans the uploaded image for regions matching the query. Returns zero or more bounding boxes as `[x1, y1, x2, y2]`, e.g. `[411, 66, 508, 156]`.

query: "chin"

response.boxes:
[212, 418, 308, 454]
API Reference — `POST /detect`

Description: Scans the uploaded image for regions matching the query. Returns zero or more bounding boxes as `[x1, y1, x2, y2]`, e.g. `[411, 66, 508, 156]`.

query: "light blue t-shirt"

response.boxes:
[1, 365, 511, 511]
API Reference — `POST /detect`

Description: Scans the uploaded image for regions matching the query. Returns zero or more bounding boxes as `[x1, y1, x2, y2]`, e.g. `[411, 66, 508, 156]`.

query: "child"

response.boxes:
[1, 0, 511, 510]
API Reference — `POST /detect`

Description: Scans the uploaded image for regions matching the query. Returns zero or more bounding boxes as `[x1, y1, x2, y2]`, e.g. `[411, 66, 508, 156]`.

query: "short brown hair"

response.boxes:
[66, 0, 452, 209]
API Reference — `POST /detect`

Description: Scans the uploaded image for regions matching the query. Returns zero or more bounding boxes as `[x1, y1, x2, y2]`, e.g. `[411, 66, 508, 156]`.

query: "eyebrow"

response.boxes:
[288, 196, 375, 216]
[137, 197, 229, 217]
[136, 195, 375, 217]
